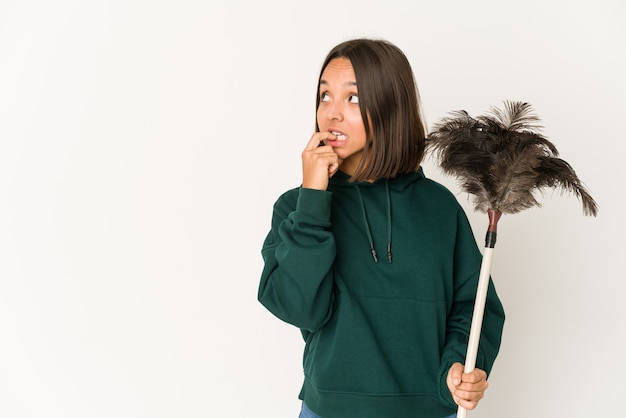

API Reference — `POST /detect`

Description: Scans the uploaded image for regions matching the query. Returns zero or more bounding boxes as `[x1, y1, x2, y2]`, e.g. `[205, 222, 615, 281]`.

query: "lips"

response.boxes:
[330, 130, 347, 140]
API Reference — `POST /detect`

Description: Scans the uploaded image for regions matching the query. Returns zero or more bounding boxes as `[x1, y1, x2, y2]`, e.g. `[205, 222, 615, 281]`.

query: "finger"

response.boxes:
[456, 377, 488, 393]
[305, 131, 337, 150]
[462, 369, 487, 384]
[450, 363, 463, 386]
[454, 385, 486, 401]
[302, 148, 339, 167]
[453, 388, 485, 410]
[328, 158, 342, 177]
[455, 396, 480, 411]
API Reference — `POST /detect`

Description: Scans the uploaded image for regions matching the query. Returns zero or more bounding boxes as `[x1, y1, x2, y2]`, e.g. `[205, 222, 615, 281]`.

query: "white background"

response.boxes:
[1, 1, 624, 417]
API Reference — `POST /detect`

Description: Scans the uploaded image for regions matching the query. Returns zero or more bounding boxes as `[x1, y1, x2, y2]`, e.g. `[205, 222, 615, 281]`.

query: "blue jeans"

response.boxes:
[299, 402, 321, 418]
[299, 402, 457, 418]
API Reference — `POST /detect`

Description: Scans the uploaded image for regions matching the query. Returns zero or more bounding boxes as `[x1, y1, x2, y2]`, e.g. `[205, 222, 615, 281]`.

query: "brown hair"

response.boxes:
[316, 38, 427, 182]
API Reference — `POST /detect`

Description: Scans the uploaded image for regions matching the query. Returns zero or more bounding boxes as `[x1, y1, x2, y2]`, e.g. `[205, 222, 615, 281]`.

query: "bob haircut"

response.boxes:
[315, 38, 427, 182]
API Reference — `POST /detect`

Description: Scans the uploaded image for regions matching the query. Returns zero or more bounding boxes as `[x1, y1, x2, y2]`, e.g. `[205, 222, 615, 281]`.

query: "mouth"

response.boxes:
[330, 130, 347, 141]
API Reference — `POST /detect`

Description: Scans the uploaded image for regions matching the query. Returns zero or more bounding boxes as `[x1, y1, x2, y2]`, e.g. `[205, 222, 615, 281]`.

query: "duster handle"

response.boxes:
[457, 209, 501, 418]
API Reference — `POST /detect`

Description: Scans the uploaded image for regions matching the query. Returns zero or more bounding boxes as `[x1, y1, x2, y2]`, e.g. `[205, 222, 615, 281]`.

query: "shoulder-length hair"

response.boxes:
[315, 38, 427, 182]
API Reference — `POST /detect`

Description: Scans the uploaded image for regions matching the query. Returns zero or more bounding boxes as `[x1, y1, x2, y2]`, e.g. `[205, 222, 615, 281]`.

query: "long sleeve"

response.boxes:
[258, 187, 337, 332]
[437, 208, 506, 407]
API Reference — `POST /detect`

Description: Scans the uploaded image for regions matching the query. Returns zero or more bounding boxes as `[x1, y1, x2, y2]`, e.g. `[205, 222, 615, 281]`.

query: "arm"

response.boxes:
[438, 208, 506, 408]
[258, 132, 342, 330]
[258, 187, 336, 332]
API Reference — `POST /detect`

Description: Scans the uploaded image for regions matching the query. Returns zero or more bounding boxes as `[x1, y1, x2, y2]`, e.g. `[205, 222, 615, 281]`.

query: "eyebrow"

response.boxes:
[319, 80, 358, 87]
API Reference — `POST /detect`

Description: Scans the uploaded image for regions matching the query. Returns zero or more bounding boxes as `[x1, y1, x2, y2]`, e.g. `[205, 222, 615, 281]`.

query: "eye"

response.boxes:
[320, 92, 330, 102]
[349, 95, 359, 104]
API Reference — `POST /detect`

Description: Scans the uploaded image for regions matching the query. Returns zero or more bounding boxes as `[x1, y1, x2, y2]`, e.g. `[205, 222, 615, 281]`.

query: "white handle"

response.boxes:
[456, 246, 494, 418]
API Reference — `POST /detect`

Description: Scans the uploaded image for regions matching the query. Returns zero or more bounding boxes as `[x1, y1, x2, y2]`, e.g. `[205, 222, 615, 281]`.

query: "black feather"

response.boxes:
[427, 101, 598, 216]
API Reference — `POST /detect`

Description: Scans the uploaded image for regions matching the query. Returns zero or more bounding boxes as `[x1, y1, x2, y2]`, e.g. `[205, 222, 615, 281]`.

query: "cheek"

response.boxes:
[348, 113, 366, 136]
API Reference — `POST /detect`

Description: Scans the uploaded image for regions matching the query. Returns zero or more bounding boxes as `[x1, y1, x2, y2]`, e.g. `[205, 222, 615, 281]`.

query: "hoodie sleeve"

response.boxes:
[258, 187, 337, 332]
[438, 207, 506, 407]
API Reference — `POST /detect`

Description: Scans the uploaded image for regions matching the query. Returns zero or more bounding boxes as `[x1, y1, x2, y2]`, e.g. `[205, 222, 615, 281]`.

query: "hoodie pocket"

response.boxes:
[303, 290, 447, 395]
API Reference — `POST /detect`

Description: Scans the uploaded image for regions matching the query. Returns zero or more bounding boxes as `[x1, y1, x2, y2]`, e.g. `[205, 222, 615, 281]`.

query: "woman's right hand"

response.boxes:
[301, 132, 342, 190]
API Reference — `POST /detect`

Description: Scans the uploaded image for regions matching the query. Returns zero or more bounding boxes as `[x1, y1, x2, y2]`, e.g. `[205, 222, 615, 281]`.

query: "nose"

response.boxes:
[325, 100, 344, 121]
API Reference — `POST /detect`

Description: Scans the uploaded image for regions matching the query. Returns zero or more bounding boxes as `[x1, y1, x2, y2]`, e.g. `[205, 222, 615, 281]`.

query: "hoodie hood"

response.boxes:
[329, 167, 425, 191]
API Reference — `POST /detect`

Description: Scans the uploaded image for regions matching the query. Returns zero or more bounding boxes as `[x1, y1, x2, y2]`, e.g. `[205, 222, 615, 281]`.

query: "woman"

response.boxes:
[258, 38, 505, 418]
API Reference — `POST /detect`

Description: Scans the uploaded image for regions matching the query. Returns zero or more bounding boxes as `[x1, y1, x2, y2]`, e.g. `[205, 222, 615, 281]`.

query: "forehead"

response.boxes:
[320, 57, 356, 86]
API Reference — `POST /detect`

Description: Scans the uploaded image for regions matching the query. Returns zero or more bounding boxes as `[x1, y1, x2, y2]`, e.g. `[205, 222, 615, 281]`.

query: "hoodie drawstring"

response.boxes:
[386, 179, 392, 263]
[355, 180, 393, 264]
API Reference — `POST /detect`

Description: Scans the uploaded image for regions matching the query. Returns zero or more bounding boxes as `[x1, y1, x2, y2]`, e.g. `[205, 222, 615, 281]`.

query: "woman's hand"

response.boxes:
[301, 132, 342, 190]
[446, 362, 489, 410]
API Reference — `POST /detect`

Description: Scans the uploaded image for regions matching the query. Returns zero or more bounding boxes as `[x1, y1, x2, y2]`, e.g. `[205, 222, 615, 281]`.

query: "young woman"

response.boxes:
[258, 38, 505, 418]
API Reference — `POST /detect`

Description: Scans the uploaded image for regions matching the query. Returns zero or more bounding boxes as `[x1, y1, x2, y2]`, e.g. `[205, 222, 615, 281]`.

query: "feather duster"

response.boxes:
[426, 100, 597, 418]
[427, 101, 598, 217]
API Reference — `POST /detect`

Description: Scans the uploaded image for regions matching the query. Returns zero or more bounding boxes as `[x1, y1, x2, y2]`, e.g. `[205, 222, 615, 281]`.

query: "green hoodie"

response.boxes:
[259, 168, 505, 418]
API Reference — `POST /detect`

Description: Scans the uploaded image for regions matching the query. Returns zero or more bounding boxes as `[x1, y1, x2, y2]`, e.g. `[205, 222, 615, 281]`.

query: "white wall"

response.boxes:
[1, 1, 624, 417]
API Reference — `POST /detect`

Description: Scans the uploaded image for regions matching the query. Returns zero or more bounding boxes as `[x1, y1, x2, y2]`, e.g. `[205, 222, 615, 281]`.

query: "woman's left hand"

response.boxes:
[446, 362, 489, 410]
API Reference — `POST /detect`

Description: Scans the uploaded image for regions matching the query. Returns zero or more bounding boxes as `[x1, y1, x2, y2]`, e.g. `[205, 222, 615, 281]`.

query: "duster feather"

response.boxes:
[427, 101, 598, 216]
